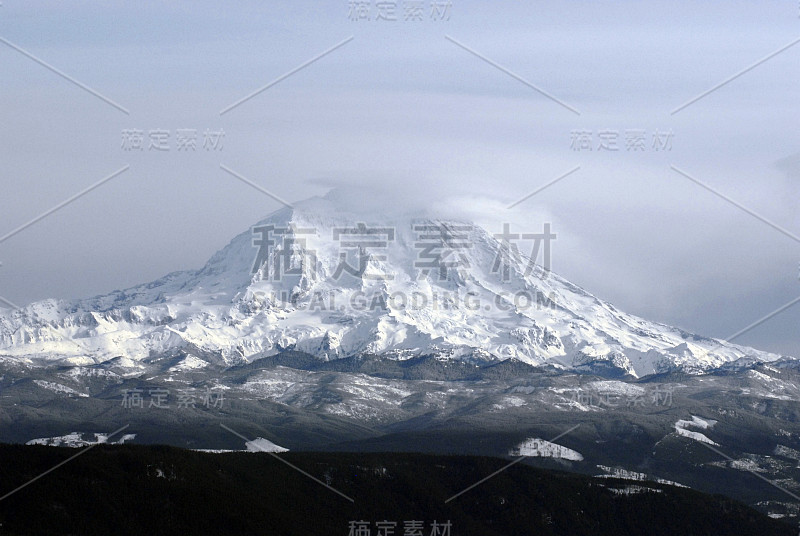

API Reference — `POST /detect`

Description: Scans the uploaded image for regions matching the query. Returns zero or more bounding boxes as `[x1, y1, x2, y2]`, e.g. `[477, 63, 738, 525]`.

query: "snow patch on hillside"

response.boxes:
[33, 380, 88, 397]
[245, 437, 289, 453]
[510, 438, 583, 460]
[168, 354, 209, 372]
[26, 432, 136, 447]
[674, 415, 718, 445]
[606, 485, 663, 495]
[596, 465, 687, 488]
[585, 380, 646, 396]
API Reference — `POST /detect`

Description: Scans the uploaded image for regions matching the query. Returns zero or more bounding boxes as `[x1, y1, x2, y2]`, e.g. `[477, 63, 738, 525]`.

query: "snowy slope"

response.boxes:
[510, 438, 583, 460]
[0, 193, 786, 378]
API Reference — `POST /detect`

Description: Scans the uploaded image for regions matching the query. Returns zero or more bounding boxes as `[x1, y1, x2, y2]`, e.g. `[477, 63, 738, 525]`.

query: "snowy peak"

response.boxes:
[0, 194, 788, 377]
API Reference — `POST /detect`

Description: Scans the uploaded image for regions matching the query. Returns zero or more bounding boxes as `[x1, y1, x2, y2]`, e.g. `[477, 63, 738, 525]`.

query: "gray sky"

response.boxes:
[1, 0, 799, 356]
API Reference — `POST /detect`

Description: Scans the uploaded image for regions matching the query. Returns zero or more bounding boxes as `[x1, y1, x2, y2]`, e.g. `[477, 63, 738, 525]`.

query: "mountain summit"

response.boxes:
[0, 194, 784, 377]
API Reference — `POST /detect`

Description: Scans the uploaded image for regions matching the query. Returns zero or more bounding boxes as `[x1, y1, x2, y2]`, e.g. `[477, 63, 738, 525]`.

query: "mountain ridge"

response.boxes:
[0, 193, 789, 378]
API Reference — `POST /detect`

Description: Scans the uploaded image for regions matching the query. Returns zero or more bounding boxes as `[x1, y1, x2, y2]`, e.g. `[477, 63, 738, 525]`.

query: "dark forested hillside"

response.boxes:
[0, 444, 793, 535]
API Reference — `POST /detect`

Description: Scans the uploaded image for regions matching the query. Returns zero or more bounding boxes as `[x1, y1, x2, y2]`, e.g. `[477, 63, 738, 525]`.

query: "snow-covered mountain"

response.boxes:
[0, 194, 786, 378]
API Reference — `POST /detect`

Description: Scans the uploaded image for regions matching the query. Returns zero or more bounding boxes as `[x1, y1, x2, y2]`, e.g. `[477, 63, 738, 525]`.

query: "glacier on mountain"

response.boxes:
[0, 193, 786, 378]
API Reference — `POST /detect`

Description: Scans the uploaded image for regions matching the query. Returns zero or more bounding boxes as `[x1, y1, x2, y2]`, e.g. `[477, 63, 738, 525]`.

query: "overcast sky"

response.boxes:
[0, 0, 799, 356]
